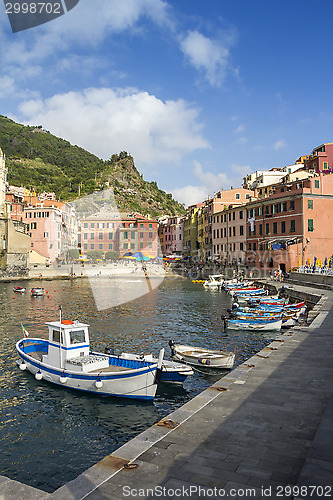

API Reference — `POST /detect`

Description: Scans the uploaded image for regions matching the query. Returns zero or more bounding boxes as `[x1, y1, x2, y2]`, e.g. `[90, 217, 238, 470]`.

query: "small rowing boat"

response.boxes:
[169, 341, 235, 369]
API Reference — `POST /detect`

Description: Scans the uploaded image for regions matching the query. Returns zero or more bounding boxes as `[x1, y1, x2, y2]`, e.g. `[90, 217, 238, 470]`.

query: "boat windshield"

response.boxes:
[70, 330, 86, 344]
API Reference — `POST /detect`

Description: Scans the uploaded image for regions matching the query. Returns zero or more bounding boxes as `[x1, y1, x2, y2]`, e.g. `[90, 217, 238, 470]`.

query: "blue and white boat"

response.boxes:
[226, 317, 282, 331]
[16, 314, 164, 401]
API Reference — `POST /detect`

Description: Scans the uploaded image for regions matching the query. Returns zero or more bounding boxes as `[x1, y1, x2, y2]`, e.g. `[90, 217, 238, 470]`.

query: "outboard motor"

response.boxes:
[169, 339, 176, 357]
[104, 347, 115, 355]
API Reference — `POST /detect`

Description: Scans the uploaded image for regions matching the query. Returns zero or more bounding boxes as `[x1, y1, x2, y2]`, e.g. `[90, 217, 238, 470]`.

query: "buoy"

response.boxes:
[95, 378, 103, 389]
[59, 374, 67, 384]
[13, 296, 15, 299]
[19, 362, 27, 370]
[35, 371, 43, 381]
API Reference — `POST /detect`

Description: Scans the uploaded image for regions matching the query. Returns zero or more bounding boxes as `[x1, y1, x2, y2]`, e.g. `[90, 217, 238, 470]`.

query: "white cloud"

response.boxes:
[231, 164, 251, 176]
[180, 30, 233, 86]
[17, 87, 209, 169]
[235, 124, 245, 134]
[171, 161, 229, 206]
[172, 185, 208, 207]
[273, 139, 287, 151]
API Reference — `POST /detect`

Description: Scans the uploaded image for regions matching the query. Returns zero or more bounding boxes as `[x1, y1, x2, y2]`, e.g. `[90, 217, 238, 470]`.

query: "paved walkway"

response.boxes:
[1, 284, 333, 500]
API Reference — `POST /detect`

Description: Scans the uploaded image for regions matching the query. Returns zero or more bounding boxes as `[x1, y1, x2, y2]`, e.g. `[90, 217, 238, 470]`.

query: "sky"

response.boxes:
[1, 0, 333, 207]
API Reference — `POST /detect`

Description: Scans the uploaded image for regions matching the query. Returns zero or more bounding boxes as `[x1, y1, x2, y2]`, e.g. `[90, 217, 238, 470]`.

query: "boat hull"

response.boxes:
[120, 352, 193, 383]
[227, 319, 282, 331]
[16, 339, 159, 400]
[171, 344, 235, 369]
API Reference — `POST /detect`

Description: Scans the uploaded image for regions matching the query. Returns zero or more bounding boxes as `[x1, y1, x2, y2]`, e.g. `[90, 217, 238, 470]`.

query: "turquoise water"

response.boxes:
[0, 277, 278, 492]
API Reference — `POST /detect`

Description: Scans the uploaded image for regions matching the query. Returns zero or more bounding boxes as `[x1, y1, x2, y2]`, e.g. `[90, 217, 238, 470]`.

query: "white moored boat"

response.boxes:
[16, 312, 164, 401]
[203, 274, 224, 289]
[120, 352, 193, 383]
[169, 340, 235, 369]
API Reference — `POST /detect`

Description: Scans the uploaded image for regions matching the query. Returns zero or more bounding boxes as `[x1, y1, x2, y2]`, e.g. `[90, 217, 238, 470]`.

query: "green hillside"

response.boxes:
[0, 115, 185, 217]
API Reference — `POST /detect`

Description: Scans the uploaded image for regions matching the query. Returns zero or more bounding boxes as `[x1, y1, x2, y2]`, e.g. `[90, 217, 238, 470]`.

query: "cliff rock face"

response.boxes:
[0, 115, 185, 217]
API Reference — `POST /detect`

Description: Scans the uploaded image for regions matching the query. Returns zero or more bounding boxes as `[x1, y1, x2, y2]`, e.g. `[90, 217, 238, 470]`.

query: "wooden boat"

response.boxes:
[169, 340, 235, 369]
[30, 287, 44, 296]
[120, 351, 193, 383]
[226, 317, 282, 331]
[16, 312, 164, 401]
[13, 286, 26, 293]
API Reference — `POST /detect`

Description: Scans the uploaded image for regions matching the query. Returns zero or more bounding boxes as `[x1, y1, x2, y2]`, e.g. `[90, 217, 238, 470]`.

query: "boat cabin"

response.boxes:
[42, 320, 109, 372]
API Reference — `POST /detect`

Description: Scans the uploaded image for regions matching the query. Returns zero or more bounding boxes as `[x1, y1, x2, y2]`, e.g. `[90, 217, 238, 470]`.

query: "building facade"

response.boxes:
[79, 212, 159, 257]
[245, 172, 333, 272]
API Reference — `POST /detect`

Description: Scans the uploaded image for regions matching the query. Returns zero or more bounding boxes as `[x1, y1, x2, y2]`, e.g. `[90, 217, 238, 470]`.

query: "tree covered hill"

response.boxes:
[0, 115, 185, 217]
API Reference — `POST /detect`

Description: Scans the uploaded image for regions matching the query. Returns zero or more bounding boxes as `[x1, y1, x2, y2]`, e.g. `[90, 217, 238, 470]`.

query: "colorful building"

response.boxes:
[304, 143, 333, 173]
[245, 172, 333, 272]
[79, 212, 159, 257]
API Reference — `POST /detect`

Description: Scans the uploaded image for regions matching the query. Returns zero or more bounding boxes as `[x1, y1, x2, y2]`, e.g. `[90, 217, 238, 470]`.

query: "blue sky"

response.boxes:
[1, 0, 333, 206]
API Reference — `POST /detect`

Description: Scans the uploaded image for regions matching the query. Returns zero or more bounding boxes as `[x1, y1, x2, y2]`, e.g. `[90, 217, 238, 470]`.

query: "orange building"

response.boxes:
[245, 172, 333, 272]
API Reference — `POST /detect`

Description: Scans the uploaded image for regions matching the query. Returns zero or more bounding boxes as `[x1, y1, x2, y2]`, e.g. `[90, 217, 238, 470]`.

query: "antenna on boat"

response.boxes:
[59, 305, 62, 324]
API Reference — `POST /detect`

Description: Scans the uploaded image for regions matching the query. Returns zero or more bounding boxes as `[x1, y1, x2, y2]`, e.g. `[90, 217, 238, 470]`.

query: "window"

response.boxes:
[308, 219, 314, 232]
[239, 211, 243, 219]
[52, 330, 64, 343]
[308, 199, 313, 209]
[315, 179, 319, 188]
[83, 233, 88, 240]
[140, 223, 144, 228]
[248, 243, 251, 250]
[290, 200, 295, 211]
[290, 220, 296, 233]
[44, 232, 49, 237]
[140, 242, 143, 249]
[273, 222, 277, 234]
[140, 232, 143, 238]
[240, 242, 243, 251]
[213, 230, 216, 239]
[282, 202, 287, 212]
[99, 233, 103, 240]
[91, 223, 95, 228]
[124, 243, 128, 249]
[265, 205, 269, 215]
[229, 213, 231, 221]
[323, 162, 328, 170]
[281, 221, 286, 233]
[216, 229, 219, 239]
[229, 227, 232, 237]
[266, 223, 269, 235]
[253, 243, 256, 251]
[70, 330, 85, 344]
[235, 193, 240, 199]
[124, 231, 128, 239]
[245, 193, 250, 199]
[259, 224, 262, 235]
[149, 224, 152, 228]
[224, 214, 227, 222]
[131, 231, 135, 239]
[91, 244, 94, 249]
[131, 243, 135, 249]
[240, 226, 244, 236]
[233, 227, 236, 236]
[108, 232, 113, 239]
[90, 233, 94, 239]
[149, 242, 152, 249]
[149, 232, 153, 238]
[84, 244, 88, 250]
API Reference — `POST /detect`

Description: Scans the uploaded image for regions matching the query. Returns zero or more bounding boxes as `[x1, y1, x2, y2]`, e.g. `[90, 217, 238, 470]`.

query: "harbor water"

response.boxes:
[0, 276, 280, 492]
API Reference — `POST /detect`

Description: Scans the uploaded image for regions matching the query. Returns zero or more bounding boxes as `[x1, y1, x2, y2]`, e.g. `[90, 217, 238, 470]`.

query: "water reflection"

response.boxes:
[0, 277, 278, 492]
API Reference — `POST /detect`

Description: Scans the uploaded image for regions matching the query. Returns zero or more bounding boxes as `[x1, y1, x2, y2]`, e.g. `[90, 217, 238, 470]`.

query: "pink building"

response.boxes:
[212, 205, 247, 265]
[245, 172, 333, 272]
[159, 216, 184, 256]
[304, 143, 333, 173]
[203, 188, 254, 260]
[79, 213, 159, 257]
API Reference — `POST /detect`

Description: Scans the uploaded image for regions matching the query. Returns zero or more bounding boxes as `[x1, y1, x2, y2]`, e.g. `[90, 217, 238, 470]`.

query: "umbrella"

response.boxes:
[123, 252, 133, 257]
